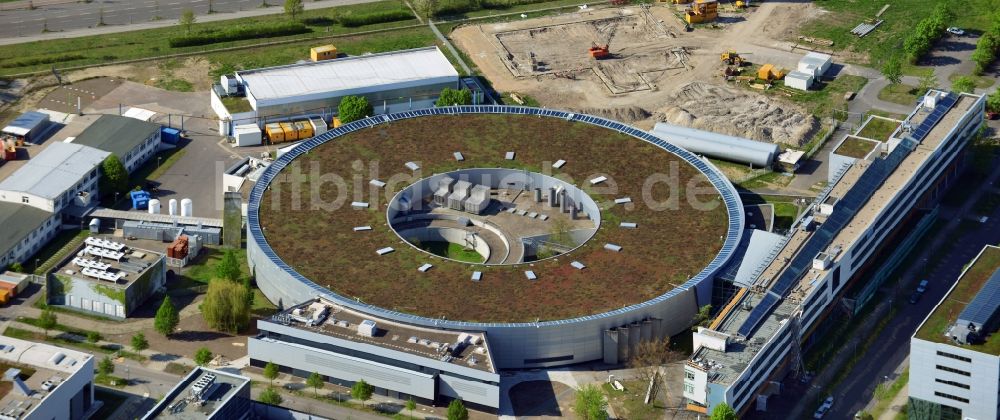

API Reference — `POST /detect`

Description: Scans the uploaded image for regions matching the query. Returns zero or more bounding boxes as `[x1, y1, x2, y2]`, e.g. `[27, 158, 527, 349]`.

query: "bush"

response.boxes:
[902, 4, 952, 63]
[0, 54, 86, 69]
[168, 22, 310, 48]
[339, 10, 414, 27]
[338, 96, 373, 123]
[436, 88, 472, 106]
[972, 33, 999, 75]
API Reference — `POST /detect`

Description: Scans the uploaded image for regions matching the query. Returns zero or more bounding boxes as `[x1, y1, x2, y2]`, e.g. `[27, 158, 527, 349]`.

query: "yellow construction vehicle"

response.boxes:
[734, 0, 748, 8]
[685, 0, 718, 24]
[720, 51, 748, 66]
[670, 0, 693, 3]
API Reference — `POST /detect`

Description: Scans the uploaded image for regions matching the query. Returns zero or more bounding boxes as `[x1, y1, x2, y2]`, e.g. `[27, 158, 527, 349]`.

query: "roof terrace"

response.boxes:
[916, 246, 1000, 355]
[267, 297, 496, 373]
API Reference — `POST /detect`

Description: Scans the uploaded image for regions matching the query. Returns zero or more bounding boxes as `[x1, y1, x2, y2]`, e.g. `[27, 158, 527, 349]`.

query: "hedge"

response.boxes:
[339, 10, 415, 27]
[168, 22, 311, 48]
[0, 54, 86, 69]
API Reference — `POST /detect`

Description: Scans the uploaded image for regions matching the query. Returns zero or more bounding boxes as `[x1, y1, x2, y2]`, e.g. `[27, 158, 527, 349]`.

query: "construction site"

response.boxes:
[453, 1, 825, 146]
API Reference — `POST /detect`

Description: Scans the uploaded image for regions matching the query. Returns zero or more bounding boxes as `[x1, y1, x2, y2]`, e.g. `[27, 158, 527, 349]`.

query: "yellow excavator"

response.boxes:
[720, 51, 749, 66]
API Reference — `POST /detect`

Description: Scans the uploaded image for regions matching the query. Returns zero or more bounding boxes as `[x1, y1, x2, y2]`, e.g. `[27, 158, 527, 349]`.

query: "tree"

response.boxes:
[202, 279, 251, 333]
[179, 9, 196, 35]
[8, 262, 23, 273]
[131, 333, 149, 352]
[243, 277, 255, 307]
[38, 309, 57, 337]
[194, 347, 213, 366]
[405, 398, 417, 418]
[710, 402, 738, 420]
[629, 337, 684, 383]
[214, 249, 241, 283]
[917, 72, 939, 95]
[436, 88, 473, 107]
[338, 96, 373, 124]
[987, 88, 1000, 113]
[412, 0, 438, 19]
[259, 386, 283, 405]
[283, 0, 303, 20]
[306, 371, 324, 395]
[447, 399, 468, 420]
[154, 296, 179, 336]
[100, 155, 128, 198]
[263, 361, 279, 386]
[881, 56, 902, 85]
[97, 356, 114, 376]
[952, 75, 977, 93]
[971, 33, 999, 75]
[574, 384, 607, 420]
[351, 379, 373, 407]
[86, 331, 101, 343]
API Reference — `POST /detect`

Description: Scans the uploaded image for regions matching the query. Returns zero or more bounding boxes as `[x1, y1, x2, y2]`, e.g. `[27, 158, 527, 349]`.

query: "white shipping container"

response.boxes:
[233, 124, 262, 147]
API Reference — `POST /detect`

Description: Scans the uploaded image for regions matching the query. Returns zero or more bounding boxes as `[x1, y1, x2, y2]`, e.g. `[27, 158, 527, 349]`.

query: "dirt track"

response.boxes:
[452, 1, 823, 145]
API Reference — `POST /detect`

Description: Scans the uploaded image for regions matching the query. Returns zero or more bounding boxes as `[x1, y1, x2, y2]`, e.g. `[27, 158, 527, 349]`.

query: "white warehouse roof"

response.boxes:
[0, 142, 109, 199]
[650, 123, 780, 167]
[236, 47, 459, 108]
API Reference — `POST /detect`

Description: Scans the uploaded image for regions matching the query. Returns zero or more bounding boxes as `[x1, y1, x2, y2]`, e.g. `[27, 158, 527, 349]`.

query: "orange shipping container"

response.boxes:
[0, 281, 18, 299]
[0, 289, 9, 305]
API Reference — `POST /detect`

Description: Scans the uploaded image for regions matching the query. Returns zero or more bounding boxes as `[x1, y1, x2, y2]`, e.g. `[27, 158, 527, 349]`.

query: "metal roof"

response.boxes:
[2, 111, 49, 137]
[650, 122, 779, 167]
[958, 268, 1000, 327]
[71, 114, 160, 159]
[0, 142, 109, 200]
[0, 201, 51, 258]
[236, 47, 459, 107]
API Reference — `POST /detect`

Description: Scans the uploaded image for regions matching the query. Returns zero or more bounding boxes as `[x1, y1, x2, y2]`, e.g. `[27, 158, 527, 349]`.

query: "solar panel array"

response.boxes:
[957, 268, 1000, 328]
[736, 93, 957, 338]
[246, 105, 746, 328]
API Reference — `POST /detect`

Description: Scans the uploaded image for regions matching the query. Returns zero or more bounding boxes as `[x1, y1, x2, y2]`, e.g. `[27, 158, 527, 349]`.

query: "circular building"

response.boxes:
[247, 106, 743, 369]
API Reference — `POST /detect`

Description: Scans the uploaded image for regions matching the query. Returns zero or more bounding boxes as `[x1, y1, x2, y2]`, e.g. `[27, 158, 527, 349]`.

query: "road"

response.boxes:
[0, 0, 378, 42]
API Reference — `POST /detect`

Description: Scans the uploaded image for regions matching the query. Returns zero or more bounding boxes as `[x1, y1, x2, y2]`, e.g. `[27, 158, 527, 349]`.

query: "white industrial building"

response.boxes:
[784, 71, 814, 91]
[683, 91, 985, 415]
[909, 245, 1000, 420]
[0, 336, 96, 420]
[650, 122, 780, 168]
[797, 52, 832, 78]
[211, 46, 460, 135]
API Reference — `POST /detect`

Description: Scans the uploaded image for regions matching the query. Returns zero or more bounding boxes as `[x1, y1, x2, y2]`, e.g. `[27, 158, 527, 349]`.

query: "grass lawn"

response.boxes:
[164, 362, 193, 376]
[416, 241, 485, 263]
[949, 73, 995, 90]
[870, 368, 909, 419]
[772, 202, 800, 232]
[221, 96, 253, 114]
[603, 380, 665, 419]
[251, 288, 277, 318]
[835, 137, 877, 158]
[856, 117, 901, 142]
[738, 171, 793, 190]
[799, 0, 997, 65]
[93, 388, 130, 419]
[878, 83, 921, 106]
[0, 1, 419, 76]
[915, 247, 1000, 353]
[29, 229, 89, 274]
[784, 75, 869, 119]
[3, 326, 147, 362]
[183, 247, 251, 284]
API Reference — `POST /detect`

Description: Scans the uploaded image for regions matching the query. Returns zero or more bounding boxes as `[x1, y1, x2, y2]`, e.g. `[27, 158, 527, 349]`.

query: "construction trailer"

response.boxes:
[784, 71, 814, 91]
[685, 0, 718, 24]
[797, 52, 832, 78]
[310, 45, 338, 62]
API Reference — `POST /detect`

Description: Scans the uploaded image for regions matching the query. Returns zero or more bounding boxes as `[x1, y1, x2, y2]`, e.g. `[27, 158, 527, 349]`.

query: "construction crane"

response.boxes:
[720, 51, 750, 66]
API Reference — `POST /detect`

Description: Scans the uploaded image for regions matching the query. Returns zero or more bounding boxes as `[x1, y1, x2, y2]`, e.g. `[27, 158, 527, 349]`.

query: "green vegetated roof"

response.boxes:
[259, 113, 730, 323]
[73, 115, 160, 160]
[834, 137, 878, 159]
[916, 246, 1000, 355]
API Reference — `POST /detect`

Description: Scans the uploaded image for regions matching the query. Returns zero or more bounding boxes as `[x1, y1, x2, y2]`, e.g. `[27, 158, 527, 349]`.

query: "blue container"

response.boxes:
[130, 190, 150, 210]
[161, 127, 181, 145]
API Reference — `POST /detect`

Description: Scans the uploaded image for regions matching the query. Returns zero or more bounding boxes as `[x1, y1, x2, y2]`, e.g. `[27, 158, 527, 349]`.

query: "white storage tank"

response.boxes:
[168, 199, 178, 216]
[148, 199, 161, 214]
[181, 198, 193, 217]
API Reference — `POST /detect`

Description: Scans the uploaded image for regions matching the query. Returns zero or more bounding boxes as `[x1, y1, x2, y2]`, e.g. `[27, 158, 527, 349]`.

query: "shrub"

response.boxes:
[972, 33, 999, 75]
[436, 88, 472, 106]
[339, 10, 414, 27]
[338, 96, 373, 123]
[902, 4, 952, 63]
[0, 54, 86, 69]
[168, 22, 310, 48]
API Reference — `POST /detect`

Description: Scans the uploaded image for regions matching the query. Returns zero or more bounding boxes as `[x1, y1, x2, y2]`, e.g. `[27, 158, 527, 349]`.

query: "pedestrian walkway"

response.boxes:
[877, 383, 909, 420]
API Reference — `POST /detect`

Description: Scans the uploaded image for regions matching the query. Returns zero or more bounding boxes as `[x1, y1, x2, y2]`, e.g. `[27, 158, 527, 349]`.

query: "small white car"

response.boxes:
[813, 396, 834, 419]
[947, 27, 965, 36]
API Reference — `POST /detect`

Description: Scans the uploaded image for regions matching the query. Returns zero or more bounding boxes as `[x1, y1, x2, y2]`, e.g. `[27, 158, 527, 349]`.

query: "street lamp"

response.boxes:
[34, 258, 39, 274]
[125, 366, 130, 385]
[157, 156, 162, 170]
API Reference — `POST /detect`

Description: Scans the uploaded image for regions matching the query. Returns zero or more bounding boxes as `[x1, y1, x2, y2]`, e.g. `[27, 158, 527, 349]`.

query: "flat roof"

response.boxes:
[694, 91, 982, 387]
[53, 235, 163, 287]
[70, 114, 159, 160]
[916, 246, 1000, 355]
[0, 336, 91, 419]
[143, 367, 250, 420]
[270, 297, 497, 373]
[0, 202, 51, 259]
[0, 142, 109, 200]
[2, 111, 48, 136]
[237, 47, 459, 104]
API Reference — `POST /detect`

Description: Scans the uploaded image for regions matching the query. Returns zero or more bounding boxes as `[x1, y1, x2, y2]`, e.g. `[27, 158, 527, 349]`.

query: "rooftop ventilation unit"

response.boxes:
[358, 320, 377, 337]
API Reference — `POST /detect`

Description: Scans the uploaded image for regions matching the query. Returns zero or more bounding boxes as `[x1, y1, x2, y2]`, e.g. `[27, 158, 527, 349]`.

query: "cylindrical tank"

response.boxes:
[168, 199, 178, 216]
[148, 199, 161, 214]
[181, 198, 193, 217]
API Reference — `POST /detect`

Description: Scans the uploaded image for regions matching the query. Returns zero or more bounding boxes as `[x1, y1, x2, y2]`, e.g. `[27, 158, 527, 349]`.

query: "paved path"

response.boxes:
[429, 20, 472, 75]
[0, 0, 379, 45]
[877, 382, 909, 420]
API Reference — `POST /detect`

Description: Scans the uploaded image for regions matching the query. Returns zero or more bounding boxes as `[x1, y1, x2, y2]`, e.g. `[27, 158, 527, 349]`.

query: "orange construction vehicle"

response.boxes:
[588, 44, 610, 59]
[685, 0, 718, 24]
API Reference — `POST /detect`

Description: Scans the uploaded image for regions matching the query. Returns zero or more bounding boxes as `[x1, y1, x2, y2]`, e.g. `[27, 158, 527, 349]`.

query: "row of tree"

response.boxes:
[902, 5, 953, 64]
[972, 14, 1000, 74]
[336, 87, 476, 124]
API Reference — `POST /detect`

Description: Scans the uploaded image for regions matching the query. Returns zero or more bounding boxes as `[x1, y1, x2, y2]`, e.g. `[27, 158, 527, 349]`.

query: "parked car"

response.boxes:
[910, 290, 923, 304]
[814, 396, 834, 418]
[917, 279, 929, 293]
[947, 27, 965, 36]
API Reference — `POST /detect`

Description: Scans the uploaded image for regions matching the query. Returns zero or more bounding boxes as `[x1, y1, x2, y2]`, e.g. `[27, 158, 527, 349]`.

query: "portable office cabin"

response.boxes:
[797, 52, 832, 78]
[784, 71, 814, 91]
